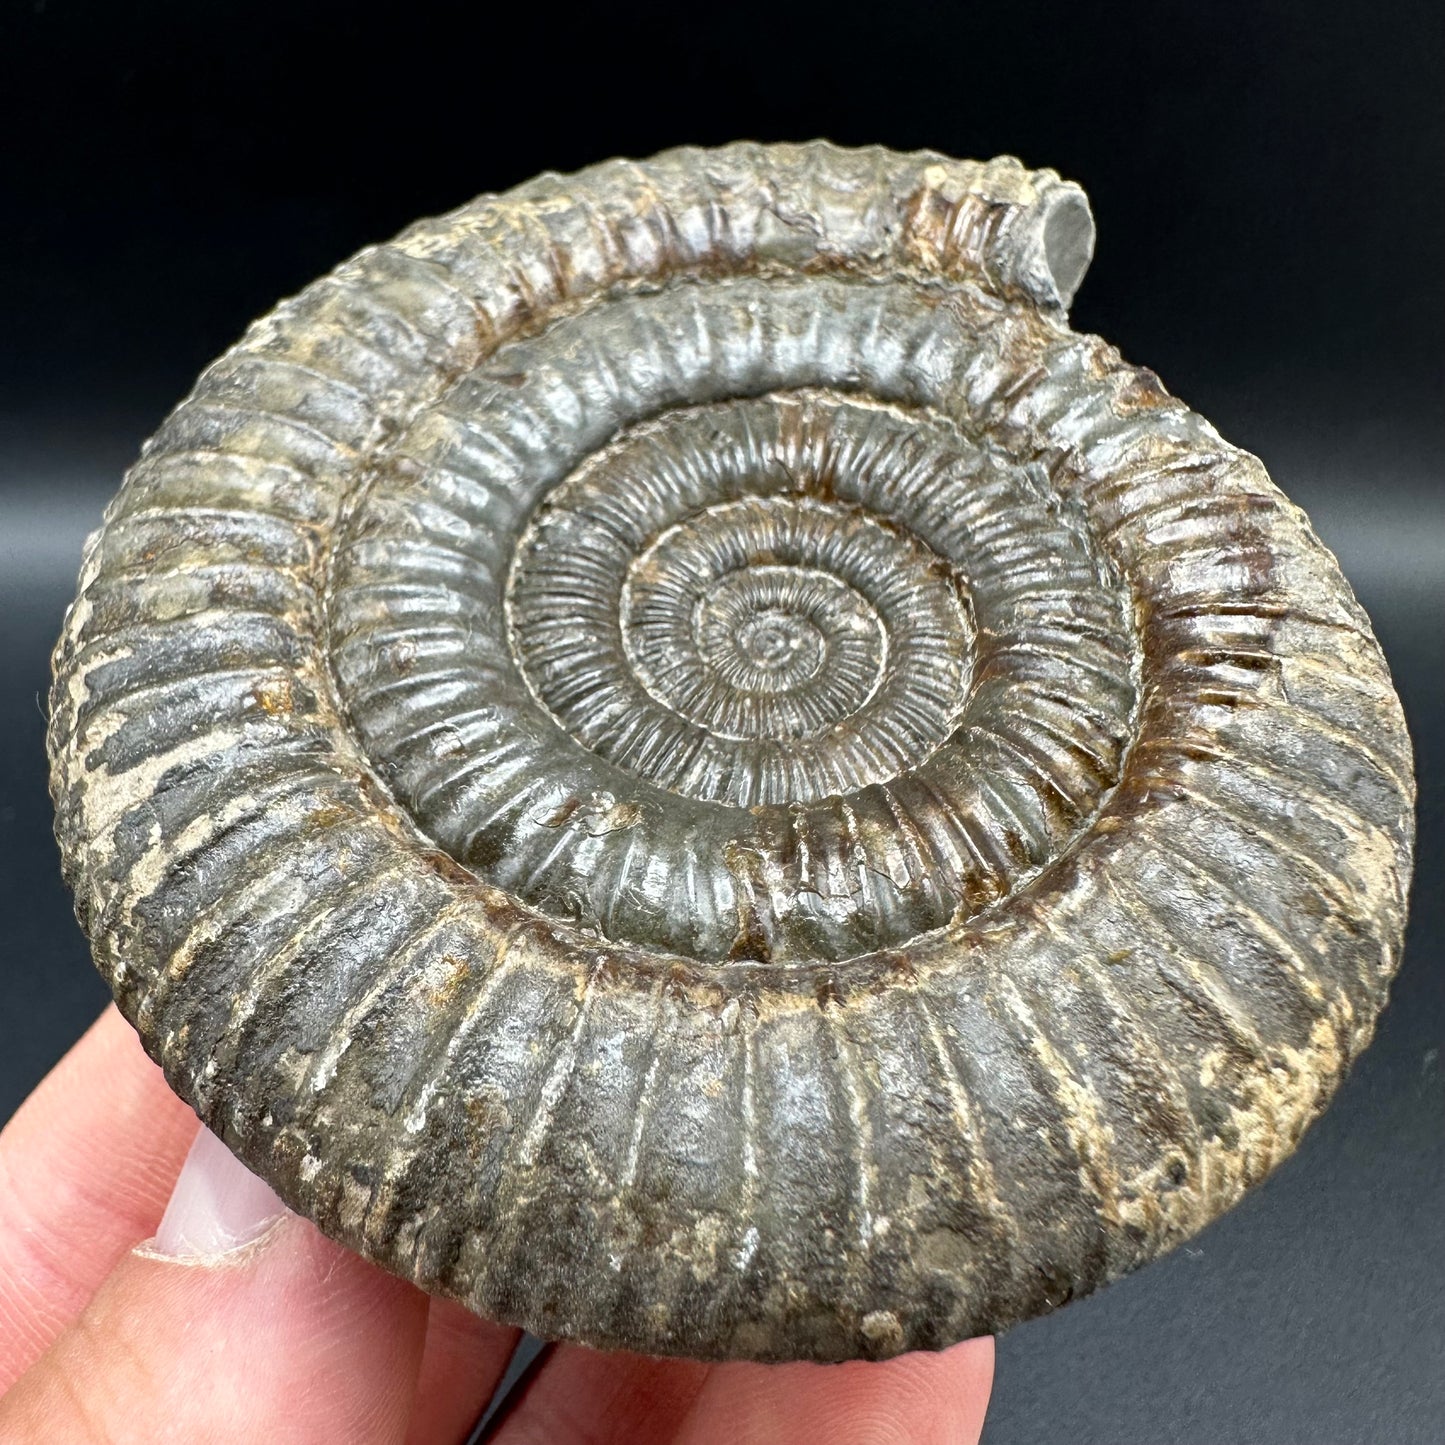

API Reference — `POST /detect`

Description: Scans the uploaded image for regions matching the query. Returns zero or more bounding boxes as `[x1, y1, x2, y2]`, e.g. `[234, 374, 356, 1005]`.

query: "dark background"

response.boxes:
[1, 2, 1440, 1440]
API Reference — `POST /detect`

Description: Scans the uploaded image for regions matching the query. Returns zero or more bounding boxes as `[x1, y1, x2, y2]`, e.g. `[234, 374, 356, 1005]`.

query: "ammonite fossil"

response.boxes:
[48, 143, 1415, 1362]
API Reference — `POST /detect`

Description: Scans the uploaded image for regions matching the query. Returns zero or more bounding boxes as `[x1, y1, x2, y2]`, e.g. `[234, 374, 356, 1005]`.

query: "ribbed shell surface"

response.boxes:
[48, 142, 1415, 1361]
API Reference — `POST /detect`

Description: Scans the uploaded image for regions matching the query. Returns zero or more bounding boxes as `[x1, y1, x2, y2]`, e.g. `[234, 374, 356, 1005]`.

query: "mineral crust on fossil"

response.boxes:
[48, 142, 1415, 1361]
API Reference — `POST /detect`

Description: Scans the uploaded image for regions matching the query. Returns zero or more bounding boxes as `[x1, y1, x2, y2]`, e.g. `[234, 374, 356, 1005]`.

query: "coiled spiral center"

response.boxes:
[330, 277, 1139, 962]
[514, 472, 974, 807]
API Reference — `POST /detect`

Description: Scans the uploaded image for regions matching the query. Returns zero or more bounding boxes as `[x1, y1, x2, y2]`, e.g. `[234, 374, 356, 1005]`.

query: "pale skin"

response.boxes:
[0, 1007, 994, 1444]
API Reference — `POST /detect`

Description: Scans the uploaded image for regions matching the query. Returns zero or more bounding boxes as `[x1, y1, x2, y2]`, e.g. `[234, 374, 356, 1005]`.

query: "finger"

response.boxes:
[404, 1297, 519, 1445]
[673, 1336, 995, 1445]
[493, 1344, 710, 1445]
[0, 1005, 198, 1389]
[0, 1125, 430, 1444]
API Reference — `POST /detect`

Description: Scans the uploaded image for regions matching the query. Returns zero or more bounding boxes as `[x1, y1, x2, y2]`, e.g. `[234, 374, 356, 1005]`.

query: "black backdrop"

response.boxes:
[1, 3, 1440, 1441]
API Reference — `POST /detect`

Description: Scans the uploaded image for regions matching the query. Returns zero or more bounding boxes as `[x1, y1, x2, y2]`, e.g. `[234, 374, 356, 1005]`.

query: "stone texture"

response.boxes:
[48, 142, 1414, 1361]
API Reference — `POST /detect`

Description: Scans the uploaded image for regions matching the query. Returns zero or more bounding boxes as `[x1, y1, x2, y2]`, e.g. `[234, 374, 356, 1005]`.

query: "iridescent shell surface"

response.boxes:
[48, 143, 1415, 1361]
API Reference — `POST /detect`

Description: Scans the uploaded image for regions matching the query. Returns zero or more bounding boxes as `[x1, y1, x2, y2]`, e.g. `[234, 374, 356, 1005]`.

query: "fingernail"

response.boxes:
[149, 1126, 289, 1260]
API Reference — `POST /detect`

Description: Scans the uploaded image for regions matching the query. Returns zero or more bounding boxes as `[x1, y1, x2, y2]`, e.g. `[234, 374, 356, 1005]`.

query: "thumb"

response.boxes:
[0, 1126, 429, 1445]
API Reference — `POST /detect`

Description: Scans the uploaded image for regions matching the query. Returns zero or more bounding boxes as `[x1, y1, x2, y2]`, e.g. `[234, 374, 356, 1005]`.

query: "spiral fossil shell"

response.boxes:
[49, 143, 1415, 1361]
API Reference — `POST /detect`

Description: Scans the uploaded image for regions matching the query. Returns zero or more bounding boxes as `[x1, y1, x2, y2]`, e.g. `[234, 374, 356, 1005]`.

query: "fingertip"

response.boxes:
[404, 1298, 520, 1445]
[675, 1334, 996, 1445]
[0, 1008, 198, 1390]
[147, 1127, 287, 1260]
[0, 1167, 429, 1444]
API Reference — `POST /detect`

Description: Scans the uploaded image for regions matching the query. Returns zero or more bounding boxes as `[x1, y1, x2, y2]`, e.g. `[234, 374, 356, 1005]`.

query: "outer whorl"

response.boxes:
[48, 143, 1415, 1362]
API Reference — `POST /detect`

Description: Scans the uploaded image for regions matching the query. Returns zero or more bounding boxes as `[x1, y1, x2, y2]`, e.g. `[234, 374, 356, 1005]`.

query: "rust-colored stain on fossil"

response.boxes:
[48, 143, 1414, 1362]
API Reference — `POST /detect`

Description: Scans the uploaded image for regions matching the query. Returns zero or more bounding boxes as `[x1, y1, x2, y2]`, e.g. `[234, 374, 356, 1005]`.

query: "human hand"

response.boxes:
[0, 1007, 994, 1444]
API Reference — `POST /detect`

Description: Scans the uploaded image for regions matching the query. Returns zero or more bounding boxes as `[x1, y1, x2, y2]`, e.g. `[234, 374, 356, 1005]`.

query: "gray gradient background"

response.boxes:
[1, 2, 1440, 1441]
